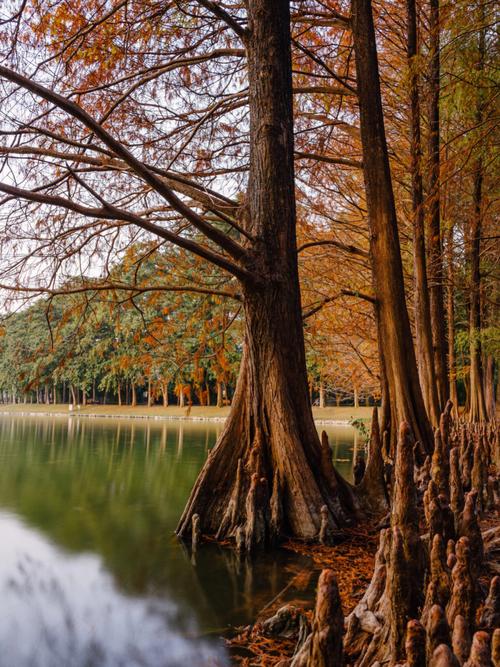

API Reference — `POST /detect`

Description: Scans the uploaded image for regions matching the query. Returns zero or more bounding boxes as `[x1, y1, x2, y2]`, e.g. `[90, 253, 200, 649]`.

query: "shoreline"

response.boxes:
[0, 404, 372, 426]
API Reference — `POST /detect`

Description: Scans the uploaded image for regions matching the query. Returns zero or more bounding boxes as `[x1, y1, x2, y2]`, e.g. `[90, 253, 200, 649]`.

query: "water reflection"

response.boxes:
[0, 415, 358, 666]
[0, 511, 227, 667]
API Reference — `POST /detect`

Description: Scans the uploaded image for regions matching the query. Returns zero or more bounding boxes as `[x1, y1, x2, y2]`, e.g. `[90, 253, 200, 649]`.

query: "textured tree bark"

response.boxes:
[162, 382, 168, 407]
[356, 406, 389, 513]
[131, 382, 137, 407]
[483, 356, 496, 421]
[216, 380, 223, 408]
[427, 0, 449, 412]
[407, 0, 440, 428]
[320, 380, 326, 408]
[466, 8, 491, 425]
[468, 153, 487, 422]
[351, 0, 433, 453]
[446, 222, 459, 417]
[177, 0, 356, 546]
[290, 569, 344, 666]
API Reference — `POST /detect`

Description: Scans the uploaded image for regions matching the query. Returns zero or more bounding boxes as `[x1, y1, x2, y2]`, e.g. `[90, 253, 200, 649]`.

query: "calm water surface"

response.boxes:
[0, 415, 360, 667]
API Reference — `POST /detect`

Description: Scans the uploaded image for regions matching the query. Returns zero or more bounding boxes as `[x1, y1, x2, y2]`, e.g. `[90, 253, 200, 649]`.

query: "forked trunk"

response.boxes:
[351, 0, 433, 453]
[177, 0, 357, 547]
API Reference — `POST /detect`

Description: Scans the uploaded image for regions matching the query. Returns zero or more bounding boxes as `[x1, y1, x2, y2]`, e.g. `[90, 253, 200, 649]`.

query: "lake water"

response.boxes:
[0, 415, 360, 667]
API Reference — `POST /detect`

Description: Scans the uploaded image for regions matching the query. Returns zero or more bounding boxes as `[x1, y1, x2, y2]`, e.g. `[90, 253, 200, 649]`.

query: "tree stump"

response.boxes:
[432, 428, 450, 498]
[463, 631, 492, 667]
[479, 576, 499, 631]
[319, 505, 333, 546]
[447, 537, 475, 629]
[452, 615, 471, 666]
[345, 423, 424, 666]
[406, 619, 427, 667]
[355, 407, 389, 514]
[422, 535, 452, 626]
[244, 473, 269, 552]
[492, 628, 500, 667]
[457, 491, 483, 575]
[430, 644, 461, 667]
[290, 569, 344, 667]
[427, 605, 452, 662]
[450, 447, 465, 525]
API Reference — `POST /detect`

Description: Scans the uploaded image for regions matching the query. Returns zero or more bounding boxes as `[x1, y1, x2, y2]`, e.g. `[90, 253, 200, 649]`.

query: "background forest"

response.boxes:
[0, 0, 497, 421]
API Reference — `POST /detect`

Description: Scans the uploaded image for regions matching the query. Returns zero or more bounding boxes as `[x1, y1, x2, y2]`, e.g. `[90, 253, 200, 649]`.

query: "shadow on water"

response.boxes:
[0, 415, 359, 666]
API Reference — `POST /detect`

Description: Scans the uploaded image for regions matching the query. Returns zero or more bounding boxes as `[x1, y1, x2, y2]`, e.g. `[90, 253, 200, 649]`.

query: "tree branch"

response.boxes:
[297, 239, 369, 258]
[0, 65, 249, 262]
[0, 181, 255, 284]
[295, 151, 363, 169]
[0, 280, 242, 301]
[302, 289, 376, 319]
[194, 0, 249, 40]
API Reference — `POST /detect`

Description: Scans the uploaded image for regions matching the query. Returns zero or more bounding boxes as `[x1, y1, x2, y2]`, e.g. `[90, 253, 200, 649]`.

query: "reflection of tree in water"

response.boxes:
[0, 514, 228, 667]
[186, 541, 316, 631]
[0, 416, 353, 639]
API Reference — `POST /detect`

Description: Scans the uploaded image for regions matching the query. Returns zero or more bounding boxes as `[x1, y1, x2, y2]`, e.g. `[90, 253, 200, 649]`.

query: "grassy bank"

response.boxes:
[0, 403, 373, 423]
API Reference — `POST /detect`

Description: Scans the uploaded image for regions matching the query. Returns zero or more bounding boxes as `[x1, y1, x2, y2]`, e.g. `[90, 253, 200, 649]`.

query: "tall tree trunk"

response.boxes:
[117, 381, 122, 406]
[351, 0, 433, 452]
[468, 15, 487, 423]
[468, 161, 487, 421]
[177, 0, 356, 547]
[147, 377, 152, 407]
[354, 386, 359, 408]
[205, 382, 211, 407]
[407, 0, 440, 427]
[216, 380, 223, 408]
[427, 0, 448, 411]
[319, 380, 326, 408]
[483, 356, 495, 420]
[445, 220, 459, 416]
[162, 382, 169, 408]
[131, 382, 137, 408]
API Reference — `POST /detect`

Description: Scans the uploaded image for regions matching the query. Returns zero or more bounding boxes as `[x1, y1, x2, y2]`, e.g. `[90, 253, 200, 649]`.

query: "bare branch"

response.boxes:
[0, 65, 248, 262]
[194, 0, 249, 40]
